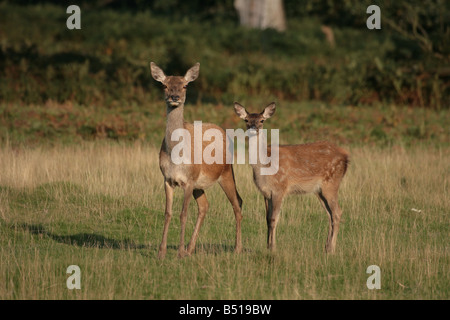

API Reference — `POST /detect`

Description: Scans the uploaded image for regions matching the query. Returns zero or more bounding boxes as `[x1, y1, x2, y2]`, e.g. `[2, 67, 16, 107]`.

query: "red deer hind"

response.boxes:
[150, 62, 243, 258]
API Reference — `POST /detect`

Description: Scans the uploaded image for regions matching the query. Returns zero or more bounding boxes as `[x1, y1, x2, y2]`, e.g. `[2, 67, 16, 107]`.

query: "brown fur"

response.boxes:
[151, 62, 242, 258]
[234, 102, 349, 253]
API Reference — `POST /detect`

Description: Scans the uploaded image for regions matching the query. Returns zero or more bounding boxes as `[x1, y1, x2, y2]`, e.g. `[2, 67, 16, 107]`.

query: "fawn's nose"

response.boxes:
[170, 95, 180, 102]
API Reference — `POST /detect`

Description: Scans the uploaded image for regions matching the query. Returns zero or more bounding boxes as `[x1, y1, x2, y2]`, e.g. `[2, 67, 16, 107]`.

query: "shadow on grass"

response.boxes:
[194, 242, 253, 255]
[13, 223, 149, 250]
[9, 222, 248, 256]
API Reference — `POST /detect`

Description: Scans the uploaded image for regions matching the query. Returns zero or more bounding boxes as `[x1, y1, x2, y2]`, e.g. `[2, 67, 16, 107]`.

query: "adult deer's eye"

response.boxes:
[163, 85, 167, 89]
[244, 119, 248, 122]
[260, 120, 264, 123]
[183, 85, 187, 89]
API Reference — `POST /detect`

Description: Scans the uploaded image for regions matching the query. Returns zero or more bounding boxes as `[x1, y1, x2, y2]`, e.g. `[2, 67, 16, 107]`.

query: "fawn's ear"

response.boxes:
[234, 102, 248, 119]
[261, 102, 276, 119]
[184, 62, 200, 83]
[150, 62, 166, 83]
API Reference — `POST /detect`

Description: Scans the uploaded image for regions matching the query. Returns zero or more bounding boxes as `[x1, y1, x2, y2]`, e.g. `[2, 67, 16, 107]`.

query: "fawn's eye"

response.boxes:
[183, 85, 187, 89]
[260, 120, 264, 123]
[244, 119, 248, 122]
[163, 85, 167, 89]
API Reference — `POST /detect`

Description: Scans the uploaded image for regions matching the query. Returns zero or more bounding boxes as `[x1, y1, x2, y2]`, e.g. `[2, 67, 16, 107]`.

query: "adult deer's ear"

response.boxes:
[184, 63, 200, 83]
[261, 102, 276, 119]
[234, 102, 248, 120]
[150, 62, 166, 83]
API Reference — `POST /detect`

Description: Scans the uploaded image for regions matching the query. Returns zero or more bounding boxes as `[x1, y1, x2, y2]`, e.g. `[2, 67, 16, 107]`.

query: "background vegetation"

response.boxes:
[0, 0, 448, 300]
[1, 0, 449, 147]
[1, 0, 449, 110]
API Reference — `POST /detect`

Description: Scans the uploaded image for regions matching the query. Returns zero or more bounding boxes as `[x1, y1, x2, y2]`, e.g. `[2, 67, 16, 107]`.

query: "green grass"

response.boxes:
[1, 101, 449, 148]
[0, 143, 448, 299]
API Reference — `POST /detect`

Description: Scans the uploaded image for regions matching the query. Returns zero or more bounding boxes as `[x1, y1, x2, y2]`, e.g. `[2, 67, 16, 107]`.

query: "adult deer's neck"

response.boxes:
[165, 104, 185, 151]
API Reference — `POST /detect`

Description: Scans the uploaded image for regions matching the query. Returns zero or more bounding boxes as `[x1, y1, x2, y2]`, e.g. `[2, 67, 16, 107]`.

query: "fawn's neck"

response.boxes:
[248, 130, 279, 177]
[165, 104, 185, 152]
[248, 131, 268, 169]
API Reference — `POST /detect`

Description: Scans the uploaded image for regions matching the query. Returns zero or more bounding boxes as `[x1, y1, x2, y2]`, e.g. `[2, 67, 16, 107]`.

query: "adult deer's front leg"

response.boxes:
[179, 183, 194, 258]
[159, 180, 174, 259]
[186, 189, 208, 255]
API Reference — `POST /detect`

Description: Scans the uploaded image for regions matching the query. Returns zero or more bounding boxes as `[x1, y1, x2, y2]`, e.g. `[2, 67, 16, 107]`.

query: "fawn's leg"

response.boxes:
[267, 194, 283, 251]
[317, 187, 342, 253]
[265, 196, 272, 249]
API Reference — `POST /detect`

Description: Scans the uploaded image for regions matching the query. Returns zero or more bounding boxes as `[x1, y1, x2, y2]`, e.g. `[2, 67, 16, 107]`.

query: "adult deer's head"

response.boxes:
[150, 62, 200, 108]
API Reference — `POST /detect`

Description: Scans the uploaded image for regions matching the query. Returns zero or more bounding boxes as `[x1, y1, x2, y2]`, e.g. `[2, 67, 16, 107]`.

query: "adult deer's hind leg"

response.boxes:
[218, 167, 243, 253]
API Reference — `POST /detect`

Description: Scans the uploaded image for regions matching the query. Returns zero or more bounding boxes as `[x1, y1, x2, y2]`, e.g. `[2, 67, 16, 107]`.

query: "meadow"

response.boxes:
[0, 1, 448, 300]
[0, 102, 448, 300]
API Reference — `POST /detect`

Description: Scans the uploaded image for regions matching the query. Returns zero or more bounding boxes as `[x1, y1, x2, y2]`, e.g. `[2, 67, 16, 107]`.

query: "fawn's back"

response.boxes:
[233, 102, 349, 198]
[255, 141, 349, 198]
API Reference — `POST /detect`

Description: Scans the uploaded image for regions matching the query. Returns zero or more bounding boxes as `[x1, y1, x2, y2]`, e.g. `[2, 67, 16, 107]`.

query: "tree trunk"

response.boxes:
[234, 0, 286, 32]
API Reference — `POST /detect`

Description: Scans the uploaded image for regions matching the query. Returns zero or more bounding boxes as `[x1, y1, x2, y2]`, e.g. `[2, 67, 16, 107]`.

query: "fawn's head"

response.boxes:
[234, 102, 276, 134]
[150, 62, 200, 108]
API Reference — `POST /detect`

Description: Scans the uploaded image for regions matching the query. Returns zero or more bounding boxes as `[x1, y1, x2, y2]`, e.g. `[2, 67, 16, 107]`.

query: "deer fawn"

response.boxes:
[234, 102, 349, 253]
[150, 62, 243, 258]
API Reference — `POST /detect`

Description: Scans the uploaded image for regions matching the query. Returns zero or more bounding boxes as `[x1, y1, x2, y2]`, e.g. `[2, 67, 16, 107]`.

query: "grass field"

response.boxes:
[1, 0, 448, 301]
[0, 133, 448, 299]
